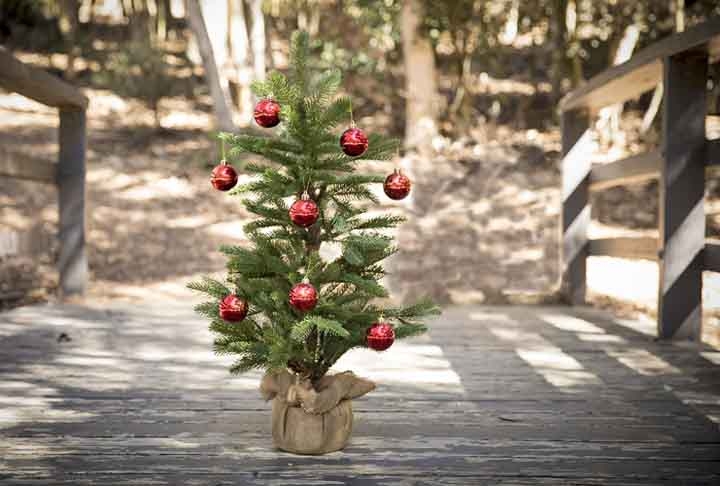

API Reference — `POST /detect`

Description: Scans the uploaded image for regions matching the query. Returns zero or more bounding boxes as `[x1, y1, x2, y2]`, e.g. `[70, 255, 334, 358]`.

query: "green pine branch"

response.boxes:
[192, 29, 439, 381]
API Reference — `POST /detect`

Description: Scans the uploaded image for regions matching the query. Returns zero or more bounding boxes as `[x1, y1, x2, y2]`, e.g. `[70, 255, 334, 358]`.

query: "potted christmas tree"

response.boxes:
[189, 31, 438, 455]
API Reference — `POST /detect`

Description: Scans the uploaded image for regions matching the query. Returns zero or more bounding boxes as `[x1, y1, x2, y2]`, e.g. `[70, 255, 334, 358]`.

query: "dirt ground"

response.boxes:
[1, 78, 719, 344]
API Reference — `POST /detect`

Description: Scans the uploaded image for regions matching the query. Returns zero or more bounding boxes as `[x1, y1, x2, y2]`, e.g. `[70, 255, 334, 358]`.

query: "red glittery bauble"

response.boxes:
[211, 163, 238, 191]
[219, 294, 248, 322]
[289, 196, 319, 227]
[383, 169, 411, 200]
[289, 282, 318, 312]
[254, 98, 281, 127]
[366, 322, 395, 351]
[340, 127, 369, 157]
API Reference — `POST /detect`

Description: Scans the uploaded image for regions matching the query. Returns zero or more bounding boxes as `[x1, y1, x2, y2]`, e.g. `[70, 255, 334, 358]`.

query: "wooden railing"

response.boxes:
[559, 18, 720, 341]
[0, 47, 88, 297]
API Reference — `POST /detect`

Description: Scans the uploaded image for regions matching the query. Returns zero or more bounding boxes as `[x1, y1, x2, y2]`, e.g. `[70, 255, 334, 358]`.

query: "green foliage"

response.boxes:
[190, 30, 439, 382]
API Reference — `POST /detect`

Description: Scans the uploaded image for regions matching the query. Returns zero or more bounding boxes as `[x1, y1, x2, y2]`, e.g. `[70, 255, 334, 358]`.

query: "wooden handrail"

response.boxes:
[0, 49, 87, 298]
[589, 150, 662, 191]
[705, 242, 720, 273]
[0, 47, 88, 110]
[708, 139, 720, 166]
[559, 18, 720, 341]
[588, 237, 658, 261]
[560, 18, 720, 113]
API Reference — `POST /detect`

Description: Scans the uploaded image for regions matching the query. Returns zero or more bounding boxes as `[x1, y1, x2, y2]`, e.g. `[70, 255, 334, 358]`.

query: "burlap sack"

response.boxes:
[260, 370, 376, 454]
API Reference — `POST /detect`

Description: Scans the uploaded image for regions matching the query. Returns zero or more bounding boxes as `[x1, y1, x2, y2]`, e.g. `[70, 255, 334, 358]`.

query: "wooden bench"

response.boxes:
[0, 47, 88, 297]
[559, 18, 720, 341]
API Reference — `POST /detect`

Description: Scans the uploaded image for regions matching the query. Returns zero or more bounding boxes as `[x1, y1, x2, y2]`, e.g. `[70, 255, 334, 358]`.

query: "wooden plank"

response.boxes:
[1, 303, 719, 484]
[589, 150, 662, 191]
[657, 52, 708, 341]
[560, 18, 720, 113]
[589, 237, 659, 261]
[57, 109, 87, 296]
[0, 150, 57, 183]
[0, 47, 88, 110]
[561, 110, 592, 304]
[704, 242, 720, 273]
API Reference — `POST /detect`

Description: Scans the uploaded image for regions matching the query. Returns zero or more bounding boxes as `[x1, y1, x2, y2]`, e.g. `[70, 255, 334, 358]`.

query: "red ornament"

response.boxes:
[366, 322, 395, 351]
[254, 98, 281, 128]
[219, 294, 248, 322]
[211, 162, 238, 191]
[383, 169, 411, 200]
[289, 281, 318, 312]
[289, 192, 319, 227]
[340, 126, 369, 157]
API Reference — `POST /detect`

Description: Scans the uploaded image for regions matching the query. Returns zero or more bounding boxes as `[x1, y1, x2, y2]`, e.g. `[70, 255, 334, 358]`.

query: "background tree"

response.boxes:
[401, 0, 438, 151]
[185, 0, 235, 131]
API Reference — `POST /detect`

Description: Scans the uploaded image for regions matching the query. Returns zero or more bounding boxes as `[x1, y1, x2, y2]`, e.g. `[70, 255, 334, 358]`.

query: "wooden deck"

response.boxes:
[1, 302, 720, 484]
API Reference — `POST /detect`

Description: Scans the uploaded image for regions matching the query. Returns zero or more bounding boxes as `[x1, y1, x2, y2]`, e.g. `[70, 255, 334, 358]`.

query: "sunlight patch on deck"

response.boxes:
[541, 314, 606, 333]
[490, 327, 603, 390]
[606, 349, 681, 376]
[612, 316, 657, 336]
[577, 332, 627, 343]
[469, 311, 514, 323]
[333, 339, 465, 395]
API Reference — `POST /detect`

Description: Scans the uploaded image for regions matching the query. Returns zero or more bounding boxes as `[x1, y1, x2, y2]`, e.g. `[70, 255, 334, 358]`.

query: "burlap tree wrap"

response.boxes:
[260, 370, 376, 454]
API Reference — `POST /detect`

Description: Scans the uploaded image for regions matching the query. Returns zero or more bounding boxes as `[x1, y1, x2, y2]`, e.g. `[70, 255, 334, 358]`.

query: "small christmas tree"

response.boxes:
[189, 31, 439, 385]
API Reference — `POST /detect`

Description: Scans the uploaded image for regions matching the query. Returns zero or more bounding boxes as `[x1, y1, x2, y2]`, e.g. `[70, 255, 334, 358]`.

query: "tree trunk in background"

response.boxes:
[673, 0, 685, 32]
[597, 23, 640, 151]
[200, 0, 229, 75]
[155, 0, 168, 40]
[249, 0, 266, 82]
[566, 0, 583, 87]
[551, 0, 568, 102]
[499, 0, 519, 45]
[58, 0, 80, 79]
[185, 0, 236, 131]
[228, 0, 254, 123]
[401, 0, 438, 152]
[643, 0, 685, 133]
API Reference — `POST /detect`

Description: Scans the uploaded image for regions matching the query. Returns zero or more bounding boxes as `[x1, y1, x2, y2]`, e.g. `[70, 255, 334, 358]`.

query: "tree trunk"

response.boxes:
[58, 0, 80, 79]
[249, 0, 266, 82]
[185, 0, 236, 131]
[228, 0, 254, 123]
[551, 0, 568, 101]
[400, 0, 438, 152]
[642, 0, 685, 133]
[499, 0, 519, 45]
[567, 0, 583, 86]
[673, 0, 685, 32]
[597, 23, 640, 151]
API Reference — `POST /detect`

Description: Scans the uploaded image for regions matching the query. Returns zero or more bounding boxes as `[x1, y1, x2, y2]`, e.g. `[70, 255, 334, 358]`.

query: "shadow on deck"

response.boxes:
[1, 302, 719, 484]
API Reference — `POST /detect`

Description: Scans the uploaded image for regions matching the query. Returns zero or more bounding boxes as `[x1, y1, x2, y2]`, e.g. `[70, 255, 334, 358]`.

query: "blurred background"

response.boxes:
[2, 0, 720, 340]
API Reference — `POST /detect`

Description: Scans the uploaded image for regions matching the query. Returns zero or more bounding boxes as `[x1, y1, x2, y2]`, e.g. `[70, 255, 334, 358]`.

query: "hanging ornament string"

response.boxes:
[340, 100, 368, 157]
[211, 137, 238, 192]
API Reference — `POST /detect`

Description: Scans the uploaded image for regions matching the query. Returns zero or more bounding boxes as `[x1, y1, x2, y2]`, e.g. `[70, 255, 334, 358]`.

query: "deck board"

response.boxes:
[1, 302, 719, 484]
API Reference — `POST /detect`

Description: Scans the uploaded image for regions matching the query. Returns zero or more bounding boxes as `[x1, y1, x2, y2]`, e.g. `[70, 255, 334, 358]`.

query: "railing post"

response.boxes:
[657, 51, 707, 340]
[58, 108, 87, 296]
[561, 109, 591, 305]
